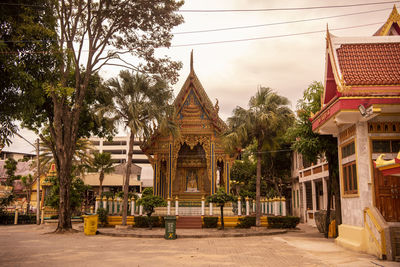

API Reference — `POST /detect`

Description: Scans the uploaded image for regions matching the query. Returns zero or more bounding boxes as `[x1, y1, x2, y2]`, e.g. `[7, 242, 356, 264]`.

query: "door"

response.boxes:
[374, 168, 400, 222]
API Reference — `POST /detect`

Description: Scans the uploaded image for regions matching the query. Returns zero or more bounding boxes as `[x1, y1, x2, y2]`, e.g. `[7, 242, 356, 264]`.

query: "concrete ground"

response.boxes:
[0, 223, 398, 267]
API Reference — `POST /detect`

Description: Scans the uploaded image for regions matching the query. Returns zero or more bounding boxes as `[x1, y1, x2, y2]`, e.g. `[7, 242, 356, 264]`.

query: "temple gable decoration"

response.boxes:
[143, 51, 234, 201]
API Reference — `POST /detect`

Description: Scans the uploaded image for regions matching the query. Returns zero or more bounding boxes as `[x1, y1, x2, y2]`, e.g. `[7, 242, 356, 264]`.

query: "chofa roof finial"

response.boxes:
[190, 49, 194, 74]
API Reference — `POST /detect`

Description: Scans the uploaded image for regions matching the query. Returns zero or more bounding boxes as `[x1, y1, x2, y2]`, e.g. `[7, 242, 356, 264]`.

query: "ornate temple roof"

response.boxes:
[373, 5, 400, 36]
[174, 51, 227, 133]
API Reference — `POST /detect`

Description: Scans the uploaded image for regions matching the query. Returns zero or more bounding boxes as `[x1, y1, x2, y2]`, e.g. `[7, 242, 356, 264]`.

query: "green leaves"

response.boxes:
[206, 187, 236, 207]
[137, 188, 166, 215]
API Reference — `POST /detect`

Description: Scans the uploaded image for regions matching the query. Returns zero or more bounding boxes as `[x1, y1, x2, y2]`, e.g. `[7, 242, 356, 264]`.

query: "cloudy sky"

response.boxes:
[6, 0, 398, 154]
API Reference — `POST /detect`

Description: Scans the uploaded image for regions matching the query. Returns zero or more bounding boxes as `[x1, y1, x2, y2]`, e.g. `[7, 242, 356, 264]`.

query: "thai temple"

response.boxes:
[311, 6, 400, 261]
[142, 51, 235, 201]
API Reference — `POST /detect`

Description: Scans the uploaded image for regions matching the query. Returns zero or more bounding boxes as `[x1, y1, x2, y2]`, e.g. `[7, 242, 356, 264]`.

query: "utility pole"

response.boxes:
[36, 138, 40, 225]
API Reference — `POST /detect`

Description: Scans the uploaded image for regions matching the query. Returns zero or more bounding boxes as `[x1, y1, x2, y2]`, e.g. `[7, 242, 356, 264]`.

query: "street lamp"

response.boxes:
[14, 133, 40, 225]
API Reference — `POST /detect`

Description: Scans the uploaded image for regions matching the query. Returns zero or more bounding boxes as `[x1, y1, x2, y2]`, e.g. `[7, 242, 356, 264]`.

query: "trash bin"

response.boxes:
[83, 214, 98, 236]
[164, 216, 177, 240]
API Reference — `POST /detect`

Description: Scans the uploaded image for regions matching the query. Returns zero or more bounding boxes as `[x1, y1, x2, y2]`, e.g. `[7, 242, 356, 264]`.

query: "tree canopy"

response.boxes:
[286, 81, 341, 237]
[226, 87, 294, 226]
[1, 0, 184, 232]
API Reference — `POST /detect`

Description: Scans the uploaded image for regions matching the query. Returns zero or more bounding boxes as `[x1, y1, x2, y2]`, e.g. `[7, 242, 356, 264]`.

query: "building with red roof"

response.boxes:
[311, 6, 400, 261]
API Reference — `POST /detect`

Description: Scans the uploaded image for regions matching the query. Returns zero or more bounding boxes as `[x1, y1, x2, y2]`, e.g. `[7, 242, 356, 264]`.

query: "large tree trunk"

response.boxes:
[324, 160, 332, 238]
[325, 145, 341, 238]
[99, 171, 104, 196]
[122, 132, 135, 225]
[26, 192, 31, 214]
[57, 157, 73, 231]
[255, 148, 262, 227]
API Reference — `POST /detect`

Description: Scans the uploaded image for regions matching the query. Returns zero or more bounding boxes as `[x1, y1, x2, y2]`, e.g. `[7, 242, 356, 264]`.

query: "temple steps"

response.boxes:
[176, 216, 202, 229]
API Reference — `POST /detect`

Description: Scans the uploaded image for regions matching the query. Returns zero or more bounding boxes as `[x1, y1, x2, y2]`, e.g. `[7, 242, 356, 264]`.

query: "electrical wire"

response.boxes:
[173, 8, 391, 35]
[2, 8, 390, 44]
[171, 21, 384, 47]
[178, 1, 399, 12]
[0, 21, 386, 53]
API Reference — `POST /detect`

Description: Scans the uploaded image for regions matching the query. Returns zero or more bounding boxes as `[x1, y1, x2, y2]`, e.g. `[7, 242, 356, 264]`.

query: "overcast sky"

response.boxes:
[6, 0, 398, 154]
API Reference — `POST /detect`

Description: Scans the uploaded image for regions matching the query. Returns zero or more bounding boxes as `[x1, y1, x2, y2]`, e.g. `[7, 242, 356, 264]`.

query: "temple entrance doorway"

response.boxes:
[174, 143, 210, 201]
[373, 167, 400, 222]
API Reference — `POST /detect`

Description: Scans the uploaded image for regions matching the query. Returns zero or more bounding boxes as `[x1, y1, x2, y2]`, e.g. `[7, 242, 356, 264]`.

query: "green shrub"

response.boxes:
[203, 217, 218, 228]
[0, 213, 36, 224]
[96, 208, 108, 226]
[236, 216, 256, 228]
[50, 215, 58, 219]
[134, 216, 163, 228]
[267, 216, 300, 229]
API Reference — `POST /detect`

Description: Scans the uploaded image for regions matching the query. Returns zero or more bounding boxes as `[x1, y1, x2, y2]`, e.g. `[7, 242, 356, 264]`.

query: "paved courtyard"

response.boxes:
[0, 223, 397, 267]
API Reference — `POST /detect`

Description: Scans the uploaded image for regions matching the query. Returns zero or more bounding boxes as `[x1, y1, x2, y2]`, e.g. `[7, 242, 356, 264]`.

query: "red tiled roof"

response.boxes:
[336, 42, 400, 86]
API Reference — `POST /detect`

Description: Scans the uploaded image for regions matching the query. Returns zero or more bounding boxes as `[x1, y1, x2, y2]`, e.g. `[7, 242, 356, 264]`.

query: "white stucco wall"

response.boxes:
[340, 122, 373, 227]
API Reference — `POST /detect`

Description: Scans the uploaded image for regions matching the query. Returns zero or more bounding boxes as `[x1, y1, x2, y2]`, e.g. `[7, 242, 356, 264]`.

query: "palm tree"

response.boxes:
[225, 87, 293, 226]
[98, 70, 177, 226]
[37, 135, 93, 177]
[91, 152, 114, 196]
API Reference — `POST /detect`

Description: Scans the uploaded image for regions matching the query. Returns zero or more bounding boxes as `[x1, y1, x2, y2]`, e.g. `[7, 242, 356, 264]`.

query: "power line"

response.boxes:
[174, 8, 391, 35]
[179, 1, 399, 13]
[2, 8, 390, 44]
[0, 21, 386, 54]
[0, 1, 397, 11]
[172, 21, 384, 47]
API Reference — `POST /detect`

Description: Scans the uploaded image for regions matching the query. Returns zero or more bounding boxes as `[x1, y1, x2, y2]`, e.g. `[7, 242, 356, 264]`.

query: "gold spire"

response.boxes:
[190, 49, 194, 75]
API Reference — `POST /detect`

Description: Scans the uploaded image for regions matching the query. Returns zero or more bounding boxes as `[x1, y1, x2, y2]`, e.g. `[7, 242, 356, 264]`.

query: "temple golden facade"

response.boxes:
[143, 52, 235, 201]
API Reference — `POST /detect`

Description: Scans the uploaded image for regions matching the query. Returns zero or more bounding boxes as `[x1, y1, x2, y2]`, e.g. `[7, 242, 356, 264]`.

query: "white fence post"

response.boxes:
[238, 196, 242, 216]
[167, 197, 171, 216]
[175, 196, 179, 216]
[201, 196, 205, 216]
[245, 197, 250, 216]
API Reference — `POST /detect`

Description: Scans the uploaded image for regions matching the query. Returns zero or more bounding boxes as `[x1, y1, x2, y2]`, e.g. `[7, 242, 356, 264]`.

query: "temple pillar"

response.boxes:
[168, 143, 173, 198]
[225, 160, 230, 193]
[153, 161, 158, 196]
[211, 143, 215, 195]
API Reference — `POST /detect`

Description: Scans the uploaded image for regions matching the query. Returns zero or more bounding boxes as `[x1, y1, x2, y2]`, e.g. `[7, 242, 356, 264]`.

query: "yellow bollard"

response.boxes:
[328, 219, 336, 238]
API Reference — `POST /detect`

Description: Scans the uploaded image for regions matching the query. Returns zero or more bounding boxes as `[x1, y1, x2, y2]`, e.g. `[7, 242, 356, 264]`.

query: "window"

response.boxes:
[297, 190, 300, 208]
[342, 161, 358, 195]
[341, 142, 355, 158]
[372, 139, 400, 153]
[137, 175, 141, 181]
[103, 141, 127, 146]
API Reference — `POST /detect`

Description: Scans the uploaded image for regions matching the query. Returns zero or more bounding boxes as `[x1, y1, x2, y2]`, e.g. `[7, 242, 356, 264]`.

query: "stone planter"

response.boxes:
[314, 210, 335, 234]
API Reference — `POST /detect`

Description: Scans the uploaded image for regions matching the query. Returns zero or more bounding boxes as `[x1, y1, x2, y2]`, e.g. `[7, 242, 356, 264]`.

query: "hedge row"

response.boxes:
[267, 216, 300, 229]
[203, 217, 218, 228]
[133, 216, 165, 228]
[0, 214, 36, 225]
[202, 216, 300, 229]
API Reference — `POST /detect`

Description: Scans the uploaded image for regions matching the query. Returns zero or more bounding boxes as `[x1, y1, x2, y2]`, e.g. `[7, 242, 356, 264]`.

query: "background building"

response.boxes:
[88, 136, 152, 187]
[291, 151, 333, 226]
